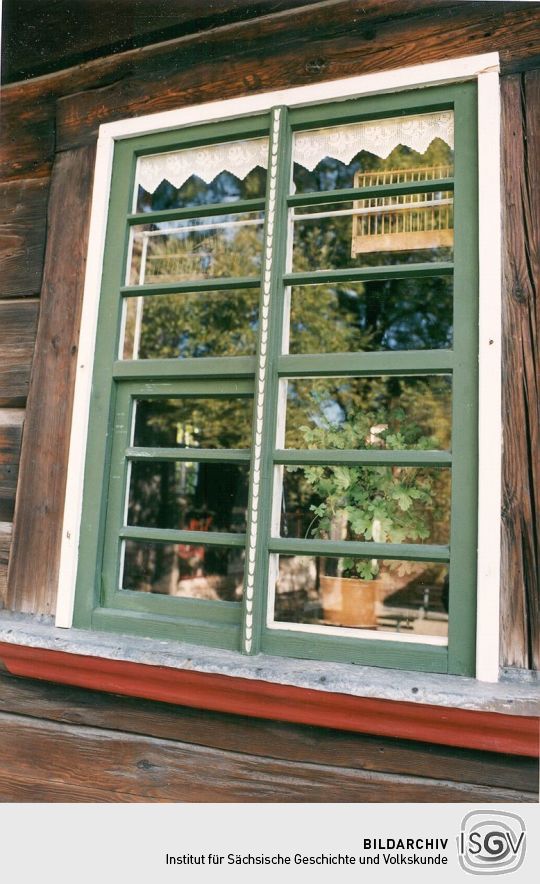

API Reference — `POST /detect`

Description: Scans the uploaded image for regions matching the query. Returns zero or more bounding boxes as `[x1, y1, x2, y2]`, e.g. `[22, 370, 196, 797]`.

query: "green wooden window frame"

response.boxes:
[73, 81, 478, 675]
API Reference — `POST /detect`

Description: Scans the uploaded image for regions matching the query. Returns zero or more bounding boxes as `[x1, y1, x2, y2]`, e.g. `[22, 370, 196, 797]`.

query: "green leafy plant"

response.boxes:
[290, 409, 438, 579]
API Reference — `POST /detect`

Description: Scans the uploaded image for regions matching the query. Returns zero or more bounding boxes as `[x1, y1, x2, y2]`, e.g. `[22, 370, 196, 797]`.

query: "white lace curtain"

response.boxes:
[293, 111, 454, 170]
[137, 137, 269, 195]
[136, 112, 454, 194]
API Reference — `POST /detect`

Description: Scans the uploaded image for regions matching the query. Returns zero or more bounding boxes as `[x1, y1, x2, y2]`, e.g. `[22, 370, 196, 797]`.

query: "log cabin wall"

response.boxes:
[2, 0, 538, 670]
[0, 0, 539, 804]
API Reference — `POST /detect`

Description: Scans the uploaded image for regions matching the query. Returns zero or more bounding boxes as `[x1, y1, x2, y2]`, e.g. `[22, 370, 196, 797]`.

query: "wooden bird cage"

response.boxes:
[351, 165, 454, 255]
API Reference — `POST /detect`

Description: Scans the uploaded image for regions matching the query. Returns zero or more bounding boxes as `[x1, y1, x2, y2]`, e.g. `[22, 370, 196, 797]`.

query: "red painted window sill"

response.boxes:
[0, 641, 537, 757]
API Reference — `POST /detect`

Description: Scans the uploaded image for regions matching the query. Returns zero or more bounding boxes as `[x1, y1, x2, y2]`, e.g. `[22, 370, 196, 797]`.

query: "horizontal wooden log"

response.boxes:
[0, 671, 536, 793]
[2, 641, 538, 757]
[500, 71, 540, 670]
[7, 147, 96, 614]
[0, 178, 49, 298]
[0, 524, 12, 608]
[0, 710, 535, 802]
[55, 4, 540, 152]
[3, 0, 323, 82]
[0, 300, 39, 408]
[0, 0, 447, 181]
[1, 2, 538, 182]
[0, 410, 24, 523]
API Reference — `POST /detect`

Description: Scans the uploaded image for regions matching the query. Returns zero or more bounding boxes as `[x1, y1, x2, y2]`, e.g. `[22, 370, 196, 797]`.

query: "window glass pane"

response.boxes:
[136, 137, 268, 212]
[127, 462, 249, 533]
[292, 112, 454, 194]
[291, 196, 453, 271]
[122, 288, 259, 359]
[273, 555, 448, 639]
[133, 397, 253, 449]
[129, 212, 264, 285]
[284, 376, 452, 450]
[280, 465, 450, 544]
[287, 278, 453, 354]
[122, 540, 244, 601]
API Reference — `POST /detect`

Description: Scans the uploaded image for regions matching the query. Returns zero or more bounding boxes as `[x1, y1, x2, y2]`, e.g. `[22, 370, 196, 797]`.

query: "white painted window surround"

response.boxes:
[56, 53, 502, 683]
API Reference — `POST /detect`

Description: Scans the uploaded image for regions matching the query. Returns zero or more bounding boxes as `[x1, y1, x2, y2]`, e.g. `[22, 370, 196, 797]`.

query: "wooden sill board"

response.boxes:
[0, 641, 537, 757]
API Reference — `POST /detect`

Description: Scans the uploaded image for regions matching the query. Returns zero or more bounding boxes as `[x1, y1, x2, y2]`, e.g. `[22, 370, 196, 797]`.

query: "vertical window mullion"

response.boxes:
[241, 107, 292, 654]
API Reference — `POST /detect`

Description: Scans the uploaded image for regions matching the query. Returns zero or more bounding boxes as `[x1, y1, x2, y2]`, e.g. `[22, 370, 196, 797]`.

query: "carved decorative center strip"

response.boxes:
[244, 108, 281, 653]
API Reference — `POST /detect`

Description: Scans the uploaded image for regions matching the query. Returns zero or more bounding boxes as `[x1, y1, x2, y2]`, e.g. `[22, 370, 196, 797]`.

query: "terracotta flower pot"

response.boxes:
[320, 575, 380, 628]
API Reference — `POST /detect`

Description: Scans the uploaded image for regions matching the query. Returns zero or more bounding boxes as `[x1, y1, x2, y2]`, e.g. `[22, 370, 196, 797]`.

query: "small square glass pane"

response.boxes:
[127, 461, 250, 533]
[122, 540, 244, 601]
[129, 212, 264, 285]
[122, 287, 259, 359]
[273, 554, 448, 640]
[279, 464, 450, 545]
[283, 376, 452, 450]
[133, 397, 253, 449]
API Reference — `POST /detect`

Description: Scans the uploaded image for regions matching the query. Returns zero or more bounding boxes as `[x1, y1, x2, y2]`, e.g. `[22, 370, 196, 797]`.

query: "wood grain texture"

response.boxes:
[0, 524, 12, 607]
[500, 71, 540, 670]
[0, 0, 444, 181]
[0, 710, 535, 802]
[1, 2, 539, 181]
[0, 671, 536, 793]
[6, 146, 96, 614]
[0, 300, 39, 408]
[2, 0, 324, 82]
[56, 3, 540, 152]
[0, 410, 24, 522]
[2, 641, 538, 756]
[0, 178, 49, 298]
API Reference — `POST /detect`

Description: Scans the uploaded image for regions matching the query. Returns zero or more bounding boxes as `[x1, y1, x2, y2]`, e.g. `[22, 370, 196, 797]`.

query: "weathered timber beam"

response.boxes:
[500, 70, 540, 670]
[0, 670, 536, 792]
[55, 5, 540, 152]
[7, 146, 96, 615]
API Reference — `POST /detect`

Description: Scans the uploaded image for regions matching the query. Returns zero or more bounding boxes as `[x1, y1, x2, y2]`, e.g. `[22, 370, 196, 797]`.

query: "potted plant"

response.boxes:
[289, 409, 437, 628]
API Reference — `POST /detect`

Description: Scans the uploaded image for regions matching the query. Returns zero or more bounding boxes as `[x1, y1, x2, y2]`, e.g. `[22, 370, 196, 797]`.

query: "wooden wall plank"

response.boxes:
[55, 4, 540, 152]
[0, 300, 39, 408]
[0, 0, 446, 182]
[0, 410, 24, 522]
[2, 0, 324, 83]
[500, 71, 540, 670]
[0, 524, 12, 607]
[7, 146, 96, 614]
[0, 178, 49, 298]
[0, 672, 536, 793]
[0, 710, 535, 802]
[1, 2, 538, 182]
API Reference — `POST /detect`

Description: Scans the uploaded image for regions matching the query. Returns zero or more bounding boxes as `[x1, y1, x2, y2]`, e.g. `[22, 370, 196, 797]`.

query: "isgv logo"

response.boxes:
[458, 811, 526, 875]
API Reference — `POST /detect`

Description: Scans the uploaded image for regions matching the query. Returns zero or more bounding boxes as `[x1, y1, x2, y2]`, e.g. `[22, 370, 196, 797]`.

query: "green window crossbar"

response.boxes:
[73, 80, 478, 675]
